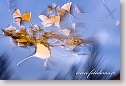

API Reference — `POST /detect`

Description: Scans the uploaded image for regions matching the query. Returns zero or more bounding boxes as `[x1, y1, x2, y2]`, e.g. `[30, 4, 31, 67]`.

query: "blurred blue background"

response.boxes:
[0, 0, 120, 80]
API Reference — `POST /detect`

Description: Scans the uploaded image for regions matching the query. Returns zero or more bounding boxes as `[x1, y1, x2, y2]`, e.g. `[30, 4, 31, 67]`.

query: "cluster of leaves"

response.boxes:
[1, 1, 87, 69]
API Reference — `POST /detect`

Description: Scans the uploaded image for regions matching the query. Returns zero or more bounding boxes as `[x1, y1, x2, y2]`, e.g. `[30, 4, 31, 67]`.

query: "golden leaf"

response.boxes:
[39, 14, 60, 28]
[13, 9, 31, 26]
[34, 43, 50, 59]
[22, 12, 31, 22]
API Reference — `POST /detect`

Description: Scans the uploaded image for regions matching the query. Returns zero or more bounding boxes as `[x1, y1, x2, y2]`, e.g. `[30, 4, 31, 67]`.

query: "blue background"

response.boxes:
[0, 0, 120, 80]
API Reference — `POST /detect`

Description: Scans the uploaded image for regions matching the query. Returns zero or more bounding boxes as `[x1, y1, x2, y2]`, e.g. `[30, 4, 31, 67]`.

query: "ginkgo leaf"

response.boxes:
[39, 14, 60, 28]
[39, 15, 53, 27]
[61, 2, 72, 12]
[22, 12, 31, 22]
[61, 29, 71, 36]
[13, 9, 31, 26]
[13, 9, 21, 18]
[17, 43, 50, 66]
[34, 43, 50, 59]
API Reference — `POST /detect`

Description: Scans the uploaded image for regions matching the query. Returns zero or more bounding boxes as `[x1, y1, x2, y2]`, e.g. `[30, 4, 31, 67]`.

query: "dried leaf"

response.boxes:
[56, 6, 66, 17]
[39, 14, 60, 28]
[13, 9, 31, 26]
[39, 15, 53, 27]
[65, 36, 83, 46]
[22, 12, 31, 22]
[61, 2, 72, 12]
[50, 14, 60, 28]
[34, 43, 50, 59]
[13, 9, 21, 18]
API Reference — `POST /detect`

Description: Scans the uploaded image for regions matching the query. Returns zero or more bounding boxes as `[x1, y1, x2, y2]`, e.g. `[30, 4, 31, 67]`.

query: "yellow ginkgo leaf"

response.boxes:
[34, 43, 50, 59]
[13, 9, 21, 18]
[39, 14, 60, 28]
[22, 12, 31, 22]
[13, 9, 31, 26]
[17, 43, 51, 66]
[61, 2, 72, 12]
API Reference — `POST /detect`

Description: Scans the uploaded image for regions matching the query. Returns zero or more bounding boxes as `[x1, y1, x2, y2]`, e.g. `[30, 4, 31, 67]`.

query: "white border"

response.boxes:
[0, 0, 125, 86]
